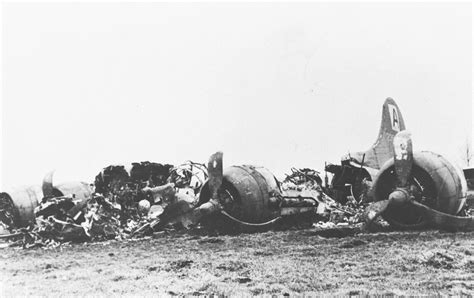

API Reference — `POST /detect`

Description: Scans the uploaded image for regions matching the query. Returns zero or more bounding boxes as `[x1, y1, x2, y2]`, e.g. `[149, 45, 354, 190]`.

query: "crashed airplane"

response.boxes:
[0, 98, 473, 248]
[325, 98, 473, 231]
[364, 130, 473, 231]
[146, 152, 325, 233]
[325, 98, 406, 204]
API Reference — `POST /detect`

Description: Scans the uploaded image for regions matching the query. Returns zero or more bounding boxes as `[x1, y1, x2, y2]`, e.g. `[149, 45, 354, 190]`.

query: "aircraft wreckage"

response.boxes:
[135, 152, 328, 234]
[325, 98, 473, 230]
[0, 98, 473, 247]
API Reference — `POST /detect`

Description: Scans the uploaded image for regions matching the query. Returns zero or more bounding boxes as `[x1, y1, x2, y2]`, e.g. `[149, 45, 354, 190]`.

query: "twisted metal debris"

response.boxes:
[0, 161, 208, 249]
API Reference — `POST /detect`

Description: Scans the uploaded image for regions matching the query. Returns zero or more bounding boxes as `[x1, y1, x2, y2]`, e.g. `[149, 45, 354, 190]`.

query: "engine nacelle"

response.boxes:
[198, 165, 282, 224]
[371, 151, 467, 228]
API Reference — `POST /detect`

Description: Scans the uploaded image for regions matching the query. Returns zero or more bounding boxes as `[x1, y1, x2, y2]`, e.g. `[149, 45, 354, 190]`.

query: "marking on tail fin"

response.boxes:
[347, 98, 405, 169]
[388, 103, 400, 132]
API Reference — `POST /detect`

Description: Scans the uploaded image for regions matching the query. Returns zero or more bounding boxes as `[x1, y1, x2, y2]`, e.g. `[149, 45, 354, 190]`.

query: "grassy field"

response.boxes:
[1, 228, 473, 296]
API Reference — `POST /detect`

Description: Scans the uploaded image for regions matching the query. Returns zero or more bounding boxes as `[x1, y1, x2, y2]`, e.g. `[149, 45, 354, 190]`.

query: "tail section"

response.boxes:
[348, 98, 406, 169]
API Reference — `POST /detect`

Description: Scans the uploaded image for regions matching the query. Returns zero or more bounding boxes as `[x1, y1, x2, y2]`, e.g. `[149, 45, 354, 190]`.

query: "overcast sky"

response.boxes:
[1, 2, 472, 189]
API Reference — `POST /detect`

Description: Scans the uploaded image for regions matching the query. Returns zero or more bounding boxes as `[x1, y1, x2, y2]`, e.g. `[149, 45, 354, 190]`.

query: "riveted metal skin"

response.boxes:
[0, 185, 43, 227]
[54, 182, 93, 203]
[1, 182, 92, 227]
[372, 151, 467, 227]
[198, 165, 281, 224]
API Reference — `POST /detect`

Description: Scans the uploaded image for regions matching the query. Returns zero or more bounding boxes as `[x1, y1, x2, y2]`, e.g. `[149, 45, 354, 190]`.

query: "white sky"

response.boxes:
[1, 2, 472, 189]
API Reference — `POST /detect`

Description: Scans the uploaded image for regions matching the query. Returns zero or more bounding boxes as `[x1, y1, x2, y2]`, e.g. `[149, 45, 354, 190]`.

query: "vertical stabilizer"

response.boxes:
[348, 98, 406, 169]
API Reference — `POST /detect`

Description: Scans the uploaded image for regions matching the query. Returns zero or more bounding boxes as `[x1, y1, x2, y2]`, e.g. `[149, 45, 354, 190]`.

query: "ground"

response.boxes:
[1, 228, 473, 296]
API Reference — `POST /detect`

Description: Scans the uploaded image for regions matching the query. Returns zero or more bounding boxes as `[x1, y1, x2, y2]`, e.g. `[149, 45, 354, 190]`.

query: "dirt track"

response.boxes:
[1, 229, 473, 296]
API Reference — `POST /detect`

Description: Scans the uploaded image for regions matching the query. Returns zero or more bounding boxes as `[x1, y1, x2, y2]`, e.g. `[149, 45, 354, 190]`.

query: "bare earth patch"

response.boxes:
[1, 229, 473, 296]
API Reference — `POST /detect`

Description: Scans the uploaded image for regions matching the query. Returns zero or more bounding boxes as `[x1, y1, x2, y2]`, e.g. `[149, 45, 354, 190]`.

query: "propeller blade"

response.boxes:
[410, 201, 474, 231]
[207, 151, 223, 200]
[364, 187, 412, 227]
[158, 200, 194, 224]
[42, 171, 55, 198]
[157, 199, 221, 229]
[363, 200, 392, 227]
[393, 131, 413, 188]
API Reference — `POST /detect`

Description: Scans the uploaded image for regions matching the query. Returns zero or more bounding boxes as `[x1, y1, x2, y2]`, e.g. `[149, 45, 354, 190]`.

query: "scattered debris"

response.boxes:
[4, 141, 468, 250]
[281, 167, 367, 227]
[282, 167, 323, 191]
[0, 160, 209, 248]
[0, 157, 374, 249]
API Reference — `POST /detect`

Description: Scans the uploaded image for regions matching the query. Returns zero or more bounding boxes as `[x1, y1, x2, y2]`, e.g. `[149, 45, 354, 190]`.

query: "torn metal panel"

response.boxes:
[325, 161, 375, 204]
[169, 161, 208, 191]
[94, 162, 174, 197]
[283, 167, 323, 188]
[0, 179, 92, 228]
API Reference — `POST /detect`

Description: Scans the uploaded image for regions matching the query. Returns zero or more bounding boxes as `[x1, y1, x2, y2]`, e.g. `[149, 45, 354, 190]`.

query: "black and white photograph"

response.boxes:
[0, 1, 473, 296]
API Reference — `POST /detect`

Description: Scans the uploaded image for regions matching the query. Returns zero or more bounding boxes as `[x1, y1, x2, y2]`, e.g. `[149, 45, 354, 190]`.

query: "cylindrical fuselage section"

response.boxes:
[54, 182, 93, 203]
[0, 182, 92, 228]
[199, 165, 281, 223]
[0, 185, 43, 227]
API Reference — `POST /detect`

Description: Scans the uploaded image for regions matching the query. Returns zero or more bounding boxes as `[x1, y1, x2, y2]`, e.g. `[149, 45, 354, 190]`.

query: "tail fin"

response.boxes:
[348, 98, 406, 169]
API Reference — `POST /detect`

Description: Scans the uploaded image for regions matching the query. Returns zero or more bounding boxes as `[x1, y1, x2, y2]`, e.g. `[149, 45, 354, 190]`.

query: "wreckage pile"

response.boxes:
[2, 98, 473, 248]
[0, 162, 371, 249]
[0, 161, 208, 248]
[281, 167, 367, 228]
